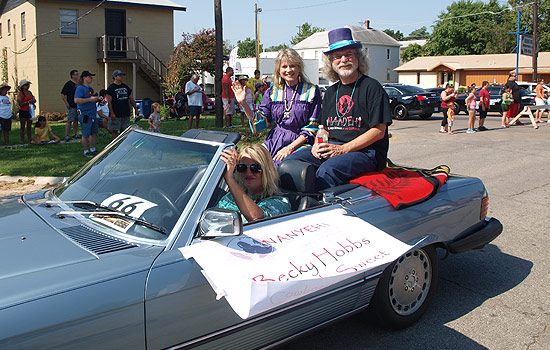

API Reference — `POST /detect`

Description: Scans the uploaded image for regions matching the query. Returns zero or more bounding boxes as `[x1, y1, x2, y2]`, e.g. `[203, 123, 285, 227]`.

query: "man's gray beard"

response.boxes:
[333, 62, 358, 79]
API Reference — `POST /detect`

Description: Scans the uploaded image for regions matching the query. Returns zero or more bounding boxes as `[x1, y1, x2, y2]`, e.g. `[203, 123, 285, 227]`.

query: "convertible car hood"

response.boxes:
[0, 196, 95, 281]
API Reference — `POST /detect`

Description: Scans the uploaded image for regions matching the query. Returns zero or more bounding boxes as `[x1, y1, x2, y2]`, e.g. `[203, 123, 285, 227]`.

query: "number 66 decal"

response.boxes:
[101, 194, 157, 218]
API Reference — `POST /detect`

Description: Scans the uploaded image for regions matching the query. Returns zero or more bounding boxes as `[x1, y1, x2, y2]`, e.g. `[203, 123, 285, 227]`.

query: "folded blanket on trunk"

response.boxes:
[350, 162, 450, 210]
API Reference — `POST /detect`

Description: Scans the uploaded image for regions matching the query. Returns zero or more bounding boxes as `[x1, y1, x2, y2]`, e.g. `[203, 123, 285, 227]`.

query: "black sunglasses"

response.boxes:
[236, 163, 262, 173]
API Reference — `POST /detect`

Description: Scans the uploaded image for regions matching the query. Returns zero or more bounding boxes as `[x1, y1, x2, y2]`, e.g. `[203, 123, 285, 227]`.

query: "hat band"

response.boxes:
[329, 39, 357, 52]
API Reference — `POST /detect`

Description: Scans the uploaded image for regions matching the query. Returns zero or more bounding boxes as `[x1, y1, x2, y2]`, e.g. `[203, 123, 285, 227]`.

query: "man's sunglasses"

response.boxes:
[236, 163, 262, 173]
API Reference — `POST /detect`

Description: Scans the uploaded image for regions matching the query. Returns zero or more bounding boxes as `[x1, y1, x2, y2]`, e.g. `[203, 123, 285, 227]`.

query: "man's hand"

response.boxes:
[317, 143, 346, 159]
[311, 143, 323, 159]
[110, 111, 116, 120]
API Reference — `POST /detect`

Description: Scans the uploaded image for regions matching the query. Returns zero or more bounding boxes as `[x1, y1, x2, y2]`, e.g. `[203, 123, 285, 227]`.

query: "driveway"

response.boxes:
[279, 113, 549, 349]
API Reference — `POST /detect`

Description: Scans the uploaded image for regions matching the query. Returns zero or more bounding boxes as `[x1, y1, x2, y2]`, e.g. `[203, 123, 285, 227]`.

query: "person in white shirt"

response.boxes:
[185, 74, 204, 129]
[0, 82, 12, 145]
[96, 89, 109, 131]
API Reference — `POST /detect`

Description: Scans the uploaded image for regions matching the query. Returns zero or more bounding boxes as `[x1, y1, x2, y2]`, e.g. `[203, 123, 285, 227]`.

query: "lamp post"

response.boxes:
[254, 3, 262, 71]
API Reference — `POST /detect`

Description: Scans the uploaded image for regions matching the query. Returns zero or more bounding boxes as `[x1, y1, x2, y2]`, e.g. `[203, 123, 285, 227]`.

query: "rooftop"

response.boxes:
[293, 24, 400, 50]
[395, 53, 550, 72]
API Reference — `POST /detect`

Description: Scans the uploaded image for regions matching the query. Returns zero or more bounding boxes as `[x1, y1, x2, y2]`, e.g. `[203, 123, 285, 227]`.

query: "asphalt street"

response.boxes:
[279, 112, 550, 350]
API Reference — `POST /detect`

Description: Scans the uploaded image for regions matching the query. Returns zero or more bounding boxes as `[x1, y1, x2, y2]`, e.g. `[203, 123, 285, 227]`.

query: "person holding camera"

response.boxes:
[74, 71, 101, 157]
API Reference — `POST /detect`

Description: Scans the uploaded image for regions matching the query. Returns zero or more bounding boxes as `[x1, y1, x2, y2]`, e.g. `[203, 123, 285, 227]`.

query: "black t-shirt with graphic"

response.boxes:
[106, 82, 132, 118]
[61, 80, 77, 108]
[320, 75, 392, 170]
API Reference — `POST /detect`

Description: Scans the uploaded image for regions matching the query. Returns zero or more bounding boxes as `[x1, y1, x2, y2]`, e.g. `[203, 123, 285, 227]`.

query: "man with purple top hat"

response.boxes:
[282, 27, 392, 191]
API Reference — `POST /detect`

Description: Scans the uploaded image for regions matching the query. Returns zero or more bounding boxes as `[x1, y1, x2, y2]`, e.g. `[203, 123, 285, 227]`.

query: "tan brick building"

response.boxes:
[0, 0, 185, 114]
[395, 53, 550, 89]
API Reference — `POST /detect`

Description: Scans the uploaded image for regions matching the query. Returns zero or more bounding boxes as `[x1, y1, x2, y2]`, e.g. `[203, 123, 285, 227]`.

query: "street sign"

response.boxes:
[520, 35, 533, 56]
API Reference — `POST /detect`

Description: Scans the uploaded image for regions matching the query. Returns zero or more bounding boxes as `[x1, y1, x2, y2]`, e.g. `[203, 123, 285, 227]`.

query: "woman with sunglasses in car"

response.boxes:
[217, 144, 291, 222]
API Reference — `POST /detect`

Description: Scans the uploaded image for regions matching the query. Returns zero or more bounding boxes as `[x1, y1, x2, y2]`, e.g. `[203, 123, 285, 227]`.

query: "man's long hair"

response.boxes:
[322, 47, 369, 82]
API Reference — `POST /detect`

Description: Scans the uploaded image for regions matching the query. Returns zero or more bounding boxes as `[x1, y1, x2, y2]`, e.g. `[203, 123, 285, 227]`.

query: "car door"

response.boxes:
[384, 86, 401, 105]
[144, 164, 366, 349]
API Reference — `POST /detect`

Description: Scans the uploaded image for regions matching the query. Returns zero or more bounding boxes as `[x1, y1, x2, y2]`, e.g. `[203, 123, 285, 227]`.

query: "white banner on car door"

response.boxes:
[179, 208, 415, 319]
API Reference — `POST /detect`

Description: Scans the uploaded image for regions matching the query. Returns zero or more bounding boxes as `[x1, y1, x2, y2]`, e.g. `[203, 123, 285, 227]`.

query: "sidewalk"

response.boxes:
[0, 176, 64, 197]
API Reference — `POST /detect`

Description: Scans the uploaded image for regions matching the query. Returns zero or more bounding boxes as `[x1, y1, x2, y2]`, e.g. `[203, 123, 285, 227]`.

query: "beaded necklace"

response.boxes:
[335, 73, 361, 117]
[283, 82, 299, 119]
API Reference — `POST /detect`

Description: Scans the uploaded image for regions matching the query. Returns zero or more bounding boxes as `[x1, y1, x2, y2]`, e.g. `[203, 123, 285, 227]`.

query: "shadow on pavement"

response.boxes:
[277, 244, 532, 350]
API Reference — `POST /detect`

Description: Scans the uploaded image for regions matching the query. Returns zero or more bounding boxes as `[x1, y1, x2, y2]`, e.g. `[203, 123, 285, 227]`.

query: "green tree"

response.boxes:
[223, 40, 234, 56]
[383, 29, 404, 41]
[405, 26, 430, 40]
[401, 43, 426, 62]
[265, 43, 289, 52]
[290, 22, 325, 45]
[425, 0, 514, 56]
[236, 37, 262, 58]
[164, 29, 217, 97]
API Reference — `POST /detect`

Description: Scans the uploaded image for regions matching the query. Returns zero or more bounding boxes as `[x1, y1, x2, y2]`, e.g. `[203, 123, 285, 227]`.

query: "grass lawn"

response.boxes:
[0, 113, 268, 177]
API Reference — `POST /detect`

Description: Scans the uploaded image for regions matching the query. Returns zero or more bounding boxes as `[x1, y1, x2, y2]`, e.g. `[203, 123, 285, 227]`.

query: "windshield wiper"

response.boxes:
[48, 200, 166, 234]
[47, 200, 112, 211]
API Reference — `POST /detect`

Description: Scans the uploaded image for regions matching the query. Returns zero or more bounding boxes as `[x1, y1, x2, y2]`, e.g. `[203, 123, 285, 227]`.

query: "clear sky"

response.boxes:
[172, 0, 497, 48]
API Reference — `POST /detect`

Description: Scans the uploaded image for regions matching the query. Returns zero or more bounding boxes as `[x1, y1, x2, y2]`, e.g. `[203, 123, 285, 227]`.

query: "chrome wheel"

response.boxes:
[388, 249, 432, 316]
[393, 104, 408, 120]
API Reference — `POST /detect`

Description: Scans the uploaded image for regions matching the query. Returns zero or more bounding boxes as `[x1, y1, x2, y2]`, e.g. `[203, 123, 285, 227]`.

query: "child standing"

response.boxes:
[254, 82, 266, 112]
[96, 89, 109, 131]
[237, 76, 253, 127]
[0, 82, 12, 146]
[148, 102, 162, 133]
[501, 86, 513, 127]
[31, 116, 60, 144]
[465, 86, 477, 133]
[447, 101, 455, 134]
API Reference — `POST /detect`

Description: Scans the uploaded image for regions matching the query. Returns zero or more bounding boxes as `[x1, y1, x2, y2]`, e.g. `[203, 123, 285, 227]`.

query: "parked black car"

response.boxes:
[454, 85, 534, 114]
[383, 84, 441, 120]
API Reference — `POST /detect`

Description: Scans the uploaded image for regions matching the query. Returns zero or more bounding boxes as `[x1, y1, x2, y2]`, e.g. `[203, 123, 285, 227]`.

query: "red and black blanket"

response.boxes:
[350, 162, 450, 210]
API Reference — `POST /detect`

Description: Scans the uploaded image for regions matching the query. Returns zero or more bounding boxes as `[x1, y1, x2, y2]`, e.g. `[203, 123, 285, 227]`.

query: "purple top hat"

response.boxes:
[323, 27, 362, 55]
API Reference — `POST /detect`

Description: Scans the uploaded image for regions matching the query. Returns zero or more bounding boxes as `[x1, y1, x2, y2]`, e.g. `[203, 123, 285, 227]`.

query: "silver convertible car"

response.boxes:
[0, 128, 502, 349]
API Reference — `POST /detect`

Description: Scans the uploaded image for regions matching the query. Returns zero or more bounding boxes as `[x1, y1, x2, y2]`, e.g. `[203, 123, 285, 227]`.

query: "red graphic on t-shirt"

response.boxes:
[337, 95, 354, 116]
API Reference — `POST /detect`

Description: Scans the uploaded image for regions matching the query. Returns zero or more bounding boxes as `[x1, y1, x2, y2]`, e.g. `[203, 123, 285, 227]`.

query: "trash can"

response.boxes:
[140, 98, 152, 118]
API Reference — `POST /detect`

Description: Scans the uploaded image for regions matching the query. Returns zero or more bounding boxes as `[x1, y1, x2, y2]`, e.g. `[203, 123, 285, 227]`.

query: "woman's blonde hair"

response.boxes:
[272, 48, 309, 89]
[237, 144, 280, 199]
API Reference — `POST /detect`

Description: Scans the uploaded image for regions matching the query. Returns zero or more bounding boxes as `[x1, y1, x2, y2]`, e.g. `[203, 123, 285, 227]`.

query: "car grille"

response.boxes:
[60, 225, 138, 255]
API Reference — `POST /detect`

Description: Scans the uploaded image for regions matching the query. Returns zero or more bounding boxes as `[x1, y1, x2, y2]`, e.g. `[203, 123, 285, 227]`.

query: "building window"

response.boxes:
[387, 68, 391, 81]
[387, 49, 390, 60]
[7, 19, 11, 36]
[417, 72, 421, 84]
[21, 12, 26, 40]
[60, 9, 78, 36]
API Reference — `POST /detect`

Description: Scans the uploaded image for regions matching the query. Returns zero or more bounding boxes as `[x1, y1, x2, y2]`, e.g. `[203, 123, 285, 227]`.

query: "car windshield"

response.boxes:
[53, 130, 219, 241]
[396, 85, 428, 94]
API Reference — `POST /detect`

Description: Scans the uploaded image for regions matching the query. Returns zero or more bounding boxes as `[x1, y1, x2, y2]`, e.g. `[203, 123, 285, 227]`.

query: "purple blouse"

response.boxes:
[256, 82, 321, 160]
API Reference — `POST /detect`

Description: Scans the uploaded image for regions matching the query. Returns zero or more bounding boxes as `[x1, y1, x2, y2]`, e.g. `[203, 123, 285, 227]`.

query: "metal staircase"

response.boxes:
[97, 35, 167, 88]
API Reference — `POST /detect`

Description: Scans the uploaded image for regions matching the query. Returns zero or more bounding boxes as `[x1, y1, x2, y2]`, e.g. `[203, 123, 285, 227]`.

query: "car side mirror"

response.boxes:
[199, 208, 243, 238]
